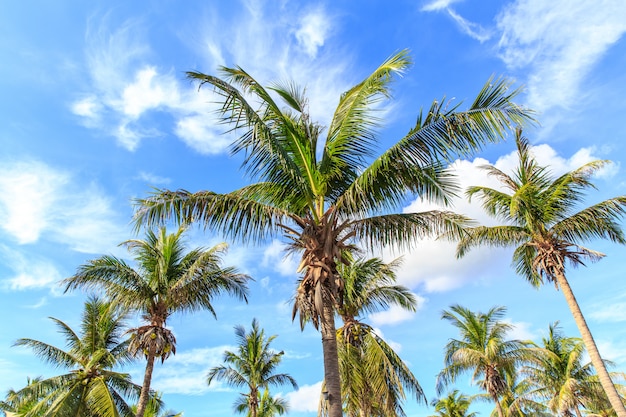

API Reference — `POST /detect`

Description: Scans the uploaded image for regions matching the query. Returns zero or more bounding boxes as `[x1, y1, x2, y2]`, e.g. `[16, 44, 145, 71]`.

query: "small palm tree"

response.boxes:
[233, 389, 289, 417]
[523, 323, 610, 417]
[429, 390, 477, 417]
[4, 296, 140, 417]
[437, 305, 530, 417]
[455, 128, 626, 416]
[332, 254, 424, 417]
[131, 392, 182, 417]
[134, 49, 533, 417]
[63, 226, 250, 417]
[208, 319, 297, 417]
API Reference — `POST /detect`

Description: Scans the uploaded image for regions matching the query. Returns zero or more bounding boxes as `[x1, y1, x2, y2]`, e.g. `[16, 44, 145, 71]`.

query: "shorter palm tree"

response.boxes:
[131, 392, 182, 417]
[63, 226, 251, 417]
[234, 389, 289, 417]
[429, 390, 477, 417]
[5, 296, 140, 417]
[437, 305, 530, 417]
[333, 254, 425, 417]
[208, 319, 298, 417]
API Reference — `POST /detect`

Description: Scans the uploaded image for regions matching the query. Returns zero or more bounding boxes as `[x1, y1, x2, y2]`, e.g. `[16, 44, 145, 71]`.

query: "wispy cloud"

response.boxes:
[496, 0, 626, 117]
[72, 3, 350, 155]
[421, 0, 492, 42]
[0, 159, 128, 254]
[0, 245, 62, 292]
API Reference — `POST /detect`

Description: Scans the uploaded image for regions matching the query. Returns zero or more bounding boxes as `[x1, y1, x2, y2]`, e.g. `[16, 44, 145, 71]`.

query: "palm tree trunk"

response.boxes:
[136, 351, 156, 417]
[491, 391, 505, 417]
[321, 302, 343, 417]
[554, 270, 626, 417]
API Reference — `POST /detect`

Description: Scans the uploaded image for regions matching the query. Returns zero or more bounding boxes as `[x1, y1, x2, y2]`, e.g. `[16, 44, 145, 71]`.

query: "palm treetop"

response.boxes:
[5, 296, 140, 417]
[458, 128, 626, 288]
[135, 50, 533, 248]
[64, 227, 250, 325]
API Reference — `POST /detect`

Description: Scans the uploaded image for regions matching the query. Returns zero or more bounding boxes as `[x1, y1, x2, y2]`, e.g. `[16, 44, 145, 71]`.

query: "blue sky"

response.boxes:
[1, 1, 626, 416]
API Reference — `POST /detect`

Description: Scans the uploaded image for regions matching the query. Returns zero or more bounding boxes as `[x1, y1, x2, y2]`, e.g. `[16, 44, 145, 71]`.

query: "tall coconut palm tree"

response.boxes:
[4, 296, 140, 417]
[62, 226, 250, 417]
[436, 305, 530, 417]
[207, 319, 297, 417]
[133, 49, 533, 417]
[331, 254, 424, 417]
[429, 390, 478, 417]
[455, 128, 626, 416]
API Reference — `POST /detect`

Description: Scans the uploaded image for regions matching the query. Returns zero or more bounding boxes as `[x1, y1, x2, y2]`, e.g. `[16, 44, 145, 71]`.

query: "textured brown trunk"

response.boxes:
[554, 270, 626, 417]
[321, 302, 343, 417]
[491, 390, 505, 417]
[136, 350, 156, 417]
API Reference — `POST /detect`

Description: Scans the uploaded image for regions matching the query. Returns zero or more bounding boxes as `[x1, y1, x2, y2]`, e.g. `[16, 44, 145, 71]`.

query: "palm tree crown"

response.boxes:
[63, 226, 250, 417]
[334, 254, 424, 417]
[134, 50, 533, 417]
[4, 296, 140, 417]
[429, 389, 477, 417]
[455, 128, 626, 416]
[437, 305, 531, 417]
[207, 319, 297, 417]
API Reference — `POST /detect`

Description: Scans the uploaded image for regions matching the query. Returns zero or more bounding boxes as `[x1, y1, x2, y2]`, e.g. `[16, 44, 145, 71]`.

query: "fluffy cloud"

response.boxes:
[295, 7, 332, 57]
[284, 381, 323, 412]
[369, 295, 426, 326]
[149, 346, 232, 395]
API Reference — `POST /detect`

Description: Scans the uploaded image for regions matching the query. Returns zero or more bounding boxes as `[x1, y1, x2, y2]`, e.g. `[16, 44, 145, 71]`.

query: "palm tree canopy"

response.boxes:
[135, 50, 534, 248]
[437, 305, 531, 399]
[4, 296, 140, 417]
[429, 389, 478, 417]
[522, 322, 604, 416]
[207, 319, 297, 417]
[456, 128, 626, 288]
[334, 254, 424, 417]
[64, 226, 250, 321]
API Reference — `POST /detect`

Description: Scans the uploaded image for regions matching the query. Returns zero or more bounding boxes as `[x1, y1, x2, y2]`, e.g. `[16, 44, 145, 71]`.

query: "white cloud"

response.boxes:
[369, 295, 425, 326]
[71, 95, 101, 119]
[0, 160, 128, 254]
[503, 319, 537, 341]
[0, 245, 62, 292]
[295, 7, 332, 58]
[284, 381, 323, 412]
[0, 161, 67, 244]
[137, 171, 171, 186]
[372, 327, 403, 353]
[262, 239, 300, 277]
[121, 67, 180, 117]
[496, 0, 626, 114]
[421, 0, 492, 42]
[150, 346, 232, 395]
[421, 0, 464, 12]
[174, 114, 232, 155]
[590, 301, 626, 323]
